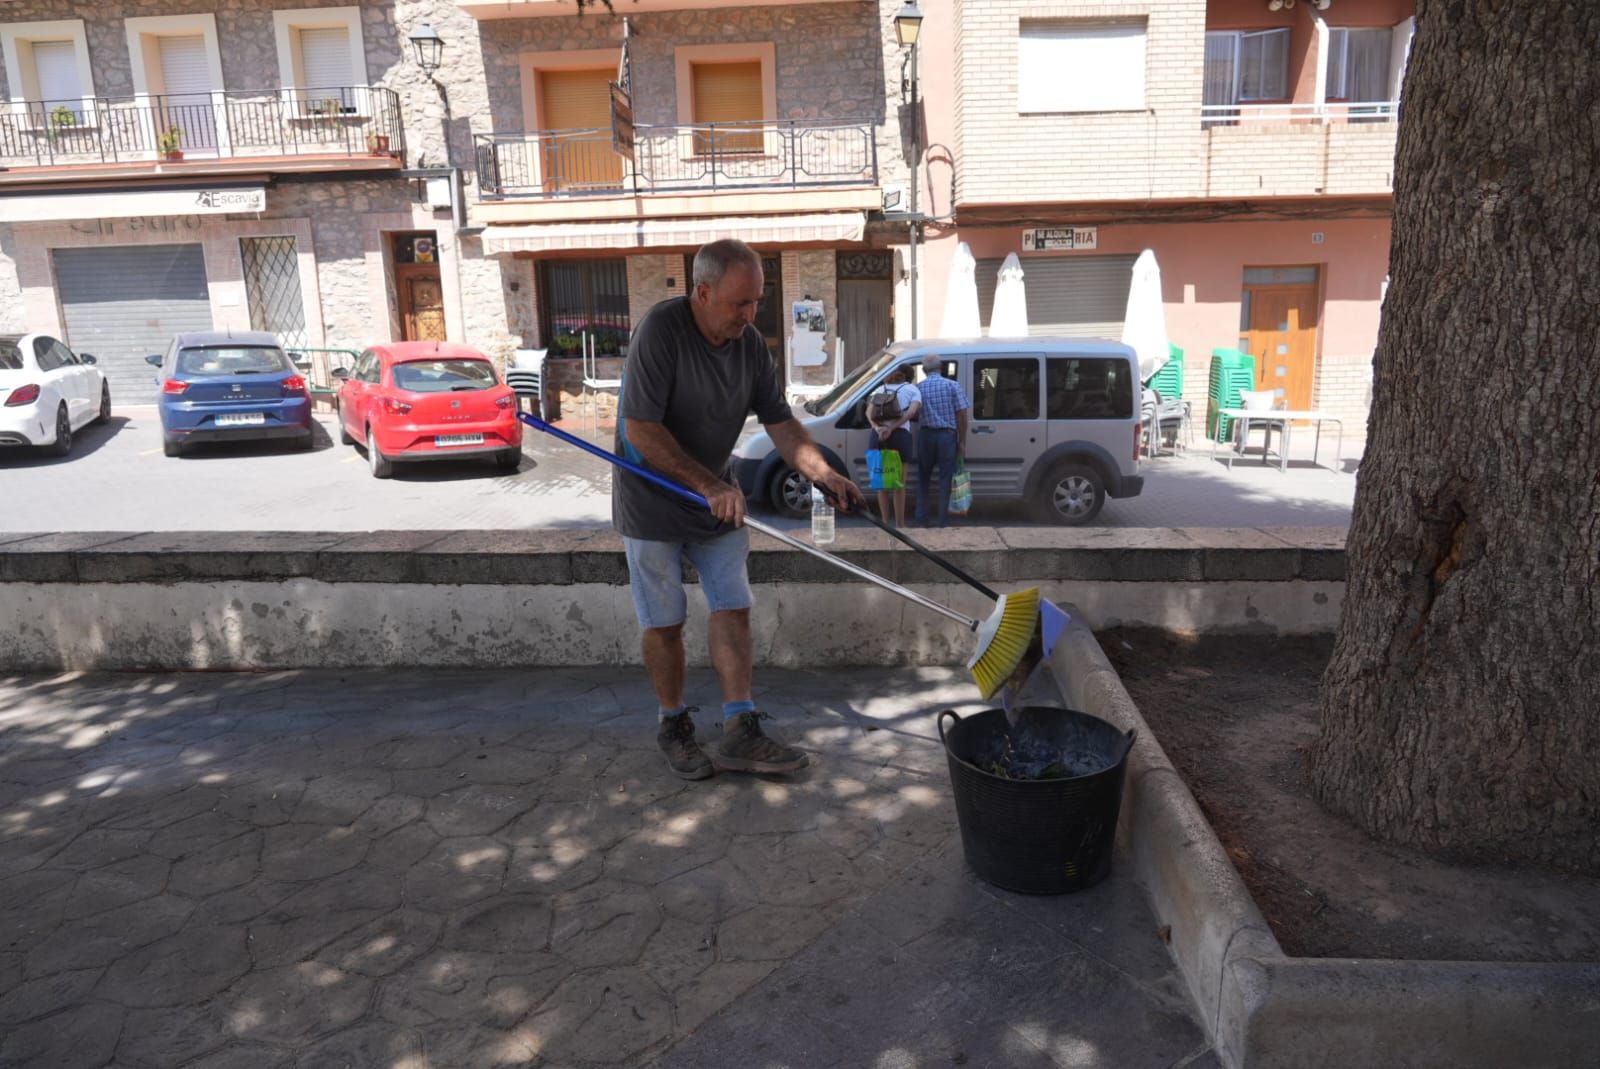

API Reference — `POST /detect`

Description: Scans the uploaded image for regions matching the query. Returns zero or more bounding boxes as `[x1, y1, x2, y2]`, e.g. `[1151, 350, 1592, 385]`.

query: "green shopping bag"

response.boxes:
[867, 448, 903, 491]
[949, 460, 972, 516]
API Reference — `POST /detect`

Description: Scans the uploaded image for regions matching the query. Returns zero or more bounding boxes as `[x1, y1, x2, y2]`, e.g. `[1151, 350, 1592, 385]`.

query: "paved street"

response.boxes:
[0, 666, 1209, 1068]
[1, 405, 1357, 533]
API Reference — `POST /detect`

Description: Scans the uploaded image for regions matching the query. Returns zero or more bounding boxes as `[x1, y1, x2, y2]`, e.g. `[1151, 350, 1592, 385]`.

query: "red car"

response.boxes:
[335, 342, 522, 478]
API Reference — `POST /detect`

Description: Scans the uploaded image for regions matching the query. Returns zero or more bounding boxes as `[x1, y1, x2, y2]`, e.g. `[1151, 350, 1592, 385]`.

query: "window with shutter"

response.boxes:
[298, 27, 353, 99]
[158, 36, 212, 98]
[537, 68, 622, 189]
[32, 40, 81, 106]
[691, 61, 763, 153]
[1018, 21, 1147, 113]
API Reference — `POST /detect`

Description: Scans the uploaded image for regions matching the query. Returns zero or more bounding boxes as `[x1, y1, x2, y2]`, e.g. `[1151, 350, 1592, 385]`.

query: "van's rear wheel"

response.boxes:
[1034, 462, 1105, 525]
[768, 465, 813, 519]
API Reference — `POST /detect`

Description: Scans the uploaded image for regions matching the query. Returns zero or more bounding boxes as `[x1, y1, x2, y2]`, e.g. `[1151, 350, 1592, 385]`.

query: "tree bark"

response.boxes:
[1310, 0, 1600, 873]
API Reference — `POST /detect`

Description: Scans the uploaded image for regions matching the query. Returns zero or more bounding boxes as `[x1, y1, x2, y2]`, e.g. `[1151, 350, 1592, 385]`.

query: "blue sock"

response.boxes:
[658, 704, 688, 722]
[722, 699, 756, 722]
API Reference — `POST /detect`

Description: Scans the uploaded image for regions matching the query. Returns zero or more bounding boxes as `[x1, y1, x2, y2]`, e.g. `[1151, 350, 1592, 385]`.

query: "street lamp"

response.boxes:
[894, 0, 923, 47]
[895, 0, 924, 337]
[408, 24, 445, 76]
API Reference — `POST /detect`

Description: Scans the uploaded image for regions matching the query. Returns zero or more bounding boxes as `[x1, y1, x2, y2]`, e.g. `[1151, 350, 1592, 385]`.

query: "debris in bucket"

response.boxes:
[977, 728, 1110, 780]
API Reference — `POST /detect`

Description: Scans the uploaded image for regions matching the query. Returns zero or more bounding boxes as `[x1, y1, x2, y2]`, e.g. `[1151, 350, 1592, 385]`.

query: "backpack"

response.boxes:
[867, 385, 902, 425]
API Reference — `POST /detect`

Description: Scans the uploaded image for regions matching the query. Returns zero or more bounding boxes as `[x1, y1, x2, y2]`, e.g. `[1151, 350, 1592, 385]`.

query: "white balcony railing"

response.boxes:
[1201, 100, 1400, 128]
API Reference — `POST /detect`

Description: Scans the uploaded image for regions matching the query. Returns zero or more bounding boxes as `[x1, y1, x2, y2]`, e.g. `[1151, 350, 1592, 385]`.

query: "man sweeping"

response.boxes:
[615, 239, 865, 780]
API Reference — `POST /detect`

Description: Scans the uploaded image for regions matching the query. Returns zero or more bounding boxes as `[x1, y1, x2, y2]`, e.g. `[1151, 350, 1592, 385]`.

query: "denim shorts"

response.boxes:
[622, 526, 754, 629]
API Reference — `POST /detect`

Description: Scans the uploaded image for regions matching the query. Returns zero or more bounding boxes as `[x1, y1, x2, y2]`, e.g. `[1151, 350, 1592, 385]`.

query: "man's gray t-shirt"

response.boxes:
[613, 297, 792, 542]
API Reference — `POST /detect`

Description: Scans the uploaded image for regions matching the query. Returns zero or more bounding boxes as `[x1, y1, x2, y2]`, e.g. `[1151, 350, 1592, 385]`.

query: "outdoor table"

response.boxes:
[1212, 408, 1345, 473]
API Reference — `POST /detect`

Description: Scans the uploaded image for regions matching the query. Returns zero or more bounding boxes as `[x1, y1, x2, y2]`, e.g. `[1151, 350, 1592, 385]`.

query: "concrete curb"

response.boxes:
[1046, 606, 1600, 1068]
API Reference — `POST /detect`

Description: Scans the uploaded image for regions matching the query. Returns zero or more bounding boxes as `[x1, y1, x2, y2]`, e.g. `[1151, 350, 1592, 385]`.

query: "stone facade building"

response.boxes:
[0, 0, 914, 410]
[2, 0, 1406, 434]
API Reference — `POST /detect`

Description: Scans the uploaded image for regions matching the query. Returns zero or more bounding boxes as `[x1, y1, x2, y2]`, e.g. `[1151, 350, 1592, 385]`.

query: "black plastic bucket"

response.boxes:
[938, 706, 1136, 895]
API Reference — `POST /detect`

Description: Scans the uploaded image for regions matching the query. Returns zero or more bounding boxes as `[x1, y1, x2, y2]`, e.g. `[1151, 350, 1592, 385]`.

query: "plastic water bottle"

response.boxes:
[810, 486, 835, 544]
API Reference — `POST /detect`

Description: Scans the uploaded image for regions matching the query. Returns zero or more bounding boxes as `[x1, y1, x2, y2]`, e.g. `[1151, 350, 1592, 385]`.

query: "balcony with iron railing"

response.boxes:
[474, 118, 879, 200]
[0, 86, 405, 172]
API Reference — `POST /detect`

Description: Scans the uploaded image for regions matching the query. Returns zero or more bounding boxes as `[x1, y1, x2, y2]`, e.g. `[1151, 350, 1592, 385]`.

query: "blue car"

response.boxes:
[146, 330, 313, 457]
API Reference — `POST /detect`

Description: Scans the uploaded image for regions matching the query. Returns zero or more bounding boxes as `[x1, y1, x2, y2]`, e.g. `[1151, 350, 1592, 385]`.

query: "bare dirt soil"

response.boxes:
[1100, 628, 1600, 962]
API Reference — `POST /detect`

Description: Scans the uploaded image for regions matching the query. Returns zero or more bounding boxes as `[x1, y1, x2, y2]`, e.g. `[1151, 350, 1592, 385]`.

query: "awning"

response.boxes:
[0, 184, 266, 223]
[479, 211, 866, 256]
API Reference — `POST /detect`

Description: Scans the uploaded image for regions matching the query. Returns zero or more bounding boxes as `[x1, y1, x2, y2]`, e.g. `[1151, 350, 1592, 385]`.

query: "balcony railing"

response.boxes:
[474, 118, 878, 199]
[0, 86, 405, 168]
[1201, 100, 1400, 128]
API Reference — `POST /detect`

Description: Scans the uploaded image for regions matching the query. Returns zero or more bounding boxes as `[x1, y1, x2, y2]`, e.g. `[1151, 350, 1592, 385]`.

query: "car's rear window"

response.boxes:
[391, 360, 498, 393]
[177, 347, 293, 377]
[0, 341, 21, 371]
[1047, 357, 1134, 420]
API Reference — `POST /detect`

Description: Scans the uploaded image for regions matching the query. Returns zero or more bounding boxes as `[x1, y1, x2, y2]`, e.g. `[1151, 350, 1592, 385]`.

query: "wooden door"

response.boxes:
[539, 68, 622, 192]
[1243, 283, 1319, 410]
[837, 278, 894, 374]
[397, 267, 446, 342]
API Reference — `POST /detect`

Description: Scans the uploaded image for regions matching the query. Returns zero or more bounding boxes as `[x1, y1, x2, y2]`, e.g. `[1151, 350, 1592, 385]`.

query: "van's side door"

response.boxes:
[1045, 355, 1137, 461]
[963, 354, 1045, 496]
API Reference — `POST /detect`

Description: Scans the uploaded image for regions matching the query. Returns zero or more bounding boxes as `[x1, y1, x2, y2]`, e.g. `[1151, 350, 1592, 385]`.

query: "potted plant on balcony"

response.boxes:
[158, 126, 183, 161]
[365, 130, 390, 156]
[47, 104, 76, 142]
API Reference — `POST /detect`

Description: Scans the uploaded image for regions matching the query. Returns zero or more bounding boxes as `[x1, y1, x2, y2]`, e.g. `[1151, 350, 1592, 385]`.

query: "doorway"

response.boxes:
[837, 251, 894, 373]
[392, 232, 446, 342]
[1240, 266, 1320, 411]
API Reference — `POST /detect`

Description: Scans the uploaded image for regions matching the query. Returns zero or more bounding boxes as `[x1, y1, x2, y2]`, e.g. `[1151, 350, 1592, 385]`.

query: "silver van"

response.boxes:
[733, 338, 1145, 524]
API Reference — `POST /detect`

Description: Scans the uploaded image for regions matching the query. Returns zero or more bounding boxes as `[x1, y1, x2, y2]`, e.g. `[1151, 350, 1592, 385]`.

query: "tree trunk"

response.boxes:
[1310, 1, 1600, 873]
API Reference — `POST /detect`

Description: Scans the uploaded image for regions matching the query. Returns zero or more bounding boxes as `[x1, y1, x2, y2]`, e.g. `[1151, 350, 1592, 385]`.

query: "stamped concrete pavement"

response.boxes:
[0, 667, 1208, 1068]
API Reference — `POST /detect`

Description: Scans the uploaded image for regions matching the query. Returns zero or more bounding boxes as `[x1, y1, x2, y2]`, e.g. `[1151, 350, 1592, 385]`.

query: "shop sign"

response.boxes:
[1022, 227, 1098, 251]
[194, 188, 266, 212]
[0, 185, 267, 224]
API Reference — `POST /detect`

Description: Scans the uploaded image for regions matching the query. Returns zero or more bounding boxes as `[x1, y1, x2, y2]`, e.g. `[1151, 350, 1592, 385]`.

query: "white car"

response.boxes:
[0, 333, 110, 456]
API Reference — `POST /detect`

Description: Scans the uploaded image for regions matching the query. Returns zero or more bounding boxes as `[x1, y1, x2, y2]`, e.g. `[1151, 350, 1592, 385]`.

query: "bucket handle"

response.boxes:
[1113, 728, 1138, 766]
[936, 709, 961, 746]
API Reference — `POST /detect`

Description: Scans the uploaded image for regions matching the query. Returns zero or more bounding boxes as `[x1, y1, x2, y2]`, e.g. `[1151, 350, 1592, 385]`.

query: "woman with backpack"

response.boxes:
[866, 364, 922, 528]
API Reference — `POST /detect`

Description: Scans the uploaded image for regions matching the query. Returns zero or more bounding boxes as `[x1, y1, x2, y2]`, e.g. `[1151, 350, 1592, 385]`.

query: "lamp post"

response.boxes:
[895, 0, 924, 338]
[408, 24, 451, 170]
[408, 24, 445, 76]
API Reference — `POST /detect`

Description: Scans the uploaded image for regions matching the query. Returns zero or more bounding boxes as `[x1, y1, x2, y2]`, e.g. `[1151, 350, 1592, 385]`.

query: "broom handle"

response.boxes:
[518, 413, 980, 631]
[818, 485, 1000, 600]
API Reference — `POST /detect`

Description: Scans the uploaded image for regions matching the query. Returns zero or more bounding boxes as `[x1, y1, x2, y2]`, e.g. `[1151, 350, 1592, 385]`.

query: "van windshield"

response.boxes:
[802, 347, 901, 416]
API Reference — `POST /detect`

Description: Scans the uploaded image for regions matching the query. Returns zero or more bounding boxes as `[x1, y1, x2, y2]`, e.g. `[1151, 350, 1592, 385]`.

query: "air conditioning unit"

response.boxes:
[882, 185, 909, 213]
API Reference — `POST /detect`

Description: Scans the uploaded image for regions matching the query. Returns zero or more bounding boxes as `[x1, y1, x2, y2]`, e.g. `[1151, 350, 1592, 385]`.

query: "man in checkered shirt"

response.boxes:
[913, 352, 971, 526]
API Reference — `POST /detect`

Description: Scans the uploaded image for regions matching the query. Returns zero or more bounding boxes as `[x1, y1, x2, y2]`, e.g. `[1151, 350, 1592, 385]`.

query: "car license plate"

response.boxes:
[435, 433, 484, 447]
[216, 413, 266, 426]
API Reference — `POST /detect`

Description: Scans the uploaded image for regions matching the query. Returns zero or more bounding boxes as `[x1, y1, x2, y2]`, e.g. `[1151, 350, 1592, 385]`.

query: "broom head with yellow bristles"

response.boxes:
[967, 587, 1042, 699]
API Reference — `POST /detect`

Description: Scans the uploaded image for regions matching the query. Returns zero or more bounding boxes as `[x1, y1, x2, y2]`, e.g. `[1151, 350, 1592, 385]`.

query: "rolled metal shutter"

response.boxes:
[32, 41, 83, 106]
[975, 253, 1137, 339]
[54, 244, 212, 404]
[298, 27, 353, 93]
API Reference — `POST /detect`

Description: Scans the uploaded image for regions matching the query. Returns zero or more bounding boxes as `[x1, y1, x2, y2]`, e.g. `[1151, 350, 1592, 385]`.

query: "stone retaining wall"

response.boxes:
[0, 528, 1344, 671]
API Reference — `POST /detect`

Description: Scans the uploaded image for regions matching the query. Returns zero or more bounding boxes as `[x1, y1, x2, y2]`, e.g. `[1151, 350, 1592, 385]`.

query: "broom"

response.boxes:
[820, 485, 1072, 701]
[518, 412, 1042, 699]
